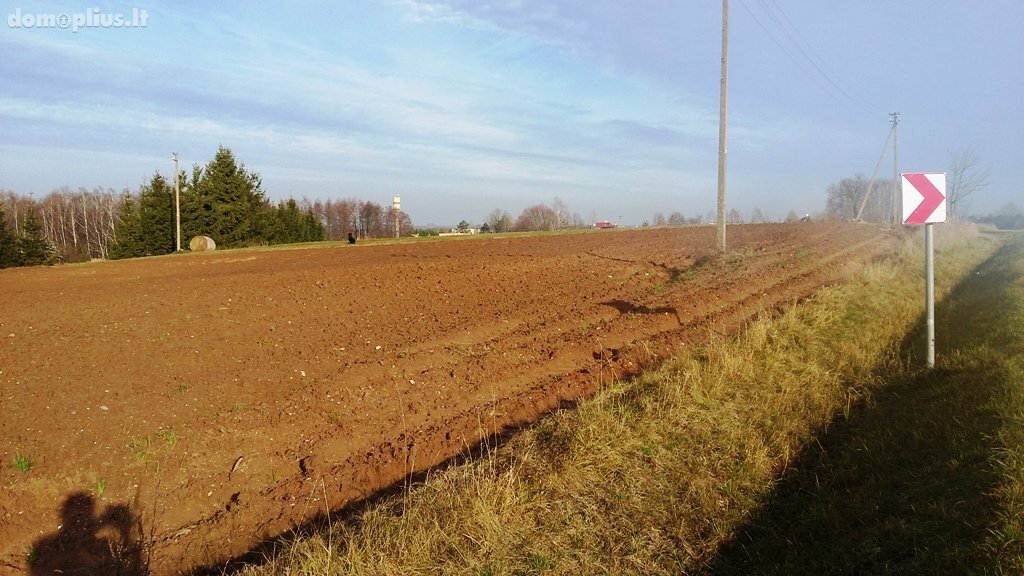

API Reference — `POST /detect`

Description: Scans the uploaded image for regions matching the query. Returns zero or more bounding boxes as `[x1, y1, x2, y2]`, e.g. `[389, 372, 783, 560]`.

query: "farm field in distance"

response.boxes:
[0, 223, 901, 574]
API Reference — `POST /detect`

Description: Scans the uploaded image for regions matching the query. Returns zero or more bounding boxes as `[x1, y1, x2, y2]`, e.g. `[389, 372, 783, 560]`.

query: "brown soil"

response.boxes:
[0, 223, 900, 575]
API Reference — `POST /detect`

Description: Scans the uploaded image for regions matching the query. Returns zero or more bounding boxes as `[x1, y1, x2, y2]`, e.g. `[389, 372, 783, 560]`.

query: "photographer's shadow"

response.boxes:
[29, 491, 145, 576]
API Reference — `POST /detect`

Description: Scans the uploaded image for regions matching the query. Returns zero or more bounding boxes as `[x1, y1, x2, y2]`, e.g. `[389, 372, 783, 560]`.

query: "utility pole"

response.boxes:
[890, 112, 900, 226]
[172, 152, 181, 251]
[716, 0, 729, 251]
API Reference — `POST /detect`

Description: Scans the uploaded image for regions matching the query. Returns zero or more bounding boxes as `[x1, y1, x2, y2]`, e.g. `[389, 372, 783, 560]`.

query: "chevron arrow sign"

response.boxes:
[902, 172, 947, 225]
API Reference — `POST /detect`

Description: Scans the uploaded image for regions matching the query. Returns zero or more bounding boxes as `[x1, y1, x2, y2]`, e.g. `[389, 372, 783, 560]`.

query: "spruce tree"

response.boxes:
[110, 194, 144, 259]
[301, 208, 325, 242]
[255, 206, 283, 245]
[18, 206, 56, 266]
[0, 200, 21, 268]
[179, 164, 207, 246]
[189, 147, 268, 247]
[137, 173, 176, 255]
[276, 199, 304, 243]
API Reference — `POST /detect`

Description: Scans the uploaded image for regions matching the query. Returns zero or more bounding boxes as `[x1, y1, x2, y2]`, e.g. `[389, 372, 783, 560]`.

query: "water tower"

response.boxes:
[392, 195, 401, 238]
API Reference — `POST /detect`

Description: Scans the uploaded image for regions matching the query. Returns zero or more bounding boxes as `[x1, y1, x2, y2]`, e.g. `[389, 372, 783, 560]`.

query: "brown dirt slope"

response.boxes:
[0, 223, 899, 575]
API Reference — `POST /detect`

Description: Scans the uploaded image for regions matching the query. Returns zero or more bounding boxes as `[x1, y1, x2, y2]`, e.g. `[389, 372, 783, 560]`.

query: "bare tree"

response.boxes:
[6, 187, 121, 261]
[551, 197, 570, 229]
[827, 176, 864, 220]
[321, 198, 358, 241]
[357, 201, 386, 238]
[826, 174, 892, 223]
[750, 207, 766, 224]
[486, 209, 513, 233]
[947, 146, 990, 221]
[514, 204, 560, 231]
[385, 206, 414, 237]
[2, 190, 32, 235]
[94, 187, 120, 259]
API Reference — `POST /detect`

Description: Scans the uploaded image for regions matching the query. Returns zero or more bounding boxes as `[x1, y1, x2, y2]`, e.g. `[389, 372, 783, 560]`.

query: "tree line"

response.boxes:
[0, 147, 416, 267]
[474, 201, 799, 233]
[2, 188, 120, 264]
[111, 146, 327, 258]
[9, 144, 1004, 269]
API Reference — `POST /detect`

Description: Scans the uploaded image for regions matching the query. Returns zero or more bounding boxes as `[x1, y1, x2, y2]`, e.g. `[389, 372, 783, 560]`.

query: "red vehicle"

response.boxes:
[594, 220, 615, 229]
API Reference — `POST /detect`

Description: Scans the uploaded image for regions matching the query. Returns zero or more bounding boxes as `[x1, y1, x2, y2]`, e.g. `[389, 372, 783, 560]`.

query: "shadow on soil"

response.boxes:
[601, 298, 682, 324]
[29, 492, 146, 576]
[706, 241, 1016, 575]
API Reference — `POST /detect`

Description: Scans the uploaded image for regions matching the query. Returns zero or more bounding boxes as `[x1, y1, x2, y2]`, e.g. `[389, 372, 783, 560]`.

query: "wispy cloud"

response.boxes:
[5, 0, 1017, 223]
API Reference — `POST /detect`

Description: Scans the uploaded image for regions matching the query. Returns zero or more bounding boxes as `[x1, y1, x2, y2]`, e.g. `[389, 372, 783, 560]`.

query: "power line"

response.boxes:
[738, 0, 880, 112]
[758, 0, 863, 105]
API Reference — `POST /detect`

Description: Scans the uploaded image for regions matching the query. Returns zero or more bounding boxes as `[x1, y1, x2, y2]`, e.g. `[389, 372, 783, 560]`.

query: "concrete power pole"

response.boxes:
[173, 152, 181, 251]
[717, 0, 729, 251]
[890, 112, 900, 226]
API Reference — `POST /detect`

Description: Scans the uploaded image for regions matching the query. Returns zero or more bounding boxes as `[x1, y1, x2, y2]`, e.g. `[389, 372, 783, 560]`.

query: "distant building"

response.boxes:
[439, 227, 479, 236]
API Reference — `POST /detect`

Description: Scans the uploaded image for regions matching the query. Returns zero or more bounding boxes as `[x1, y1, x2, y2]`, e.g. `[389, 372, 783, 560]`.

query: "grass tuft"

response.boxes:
[12, 452, 32, 473]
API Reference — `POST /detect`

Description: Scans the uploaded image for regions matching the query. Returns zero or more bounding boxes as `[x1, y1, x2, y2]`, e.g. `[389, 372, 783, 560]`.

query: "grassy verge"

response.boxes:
[232, 227, 1022, 575]
[711, 230, 1024, 574]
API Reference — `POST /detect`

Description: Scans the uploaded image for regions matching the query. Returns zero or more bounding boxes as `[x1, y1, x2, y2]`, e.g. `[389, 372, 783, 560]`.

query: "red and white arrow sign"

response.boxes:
[902, 173, 947, 225]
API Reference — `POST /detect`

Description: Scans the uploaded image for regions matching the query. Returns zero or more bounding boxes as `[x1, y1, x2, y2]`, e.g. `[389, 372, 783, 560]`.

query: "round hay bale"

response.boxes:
[189, 235, 217, 252]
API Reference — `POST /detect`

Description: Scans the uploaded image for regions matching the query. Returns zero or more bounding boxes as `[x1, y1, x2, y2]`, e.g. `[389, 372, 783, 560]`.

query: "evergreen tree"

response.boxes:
[109, 148, 327, 258]
[301, 208, 325, 242]
[137, 173, 175, 255]
[0, 200, 21, 268]
[179, 161, 206, 243]
[18, 205, 56, 265]
[257, 199, 326, 245]
[276, 199, 305, 243]
[254, 205, 284, 244]
[187, 147, 268, 247]
[110, 194, 145, 259]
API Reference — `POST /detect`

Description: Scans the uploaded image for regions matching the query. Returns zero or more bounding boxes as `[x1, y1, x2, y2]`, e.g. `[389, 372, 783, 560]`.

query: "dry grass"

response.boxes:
[231, 225, 1016, 576]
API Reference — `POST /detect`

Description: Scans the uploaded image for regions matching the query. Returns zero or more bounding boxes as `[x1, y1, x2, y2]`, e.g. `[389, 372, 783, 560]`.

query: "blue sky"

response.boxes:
[1, 1, 1020, 226]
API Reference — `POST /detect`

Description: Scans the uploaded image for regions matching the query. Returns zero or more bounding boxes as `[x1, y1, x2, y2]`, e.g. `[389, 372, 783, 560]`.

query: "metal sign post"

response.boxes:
[925, 222, 935, 367]
[901, 172, 946, 368]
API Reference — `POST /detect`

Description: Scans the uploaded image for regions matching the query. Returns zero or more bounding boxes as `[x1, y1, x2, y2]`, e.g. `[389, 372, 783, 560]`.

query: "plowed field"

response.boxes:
[0, 223, 900, 575]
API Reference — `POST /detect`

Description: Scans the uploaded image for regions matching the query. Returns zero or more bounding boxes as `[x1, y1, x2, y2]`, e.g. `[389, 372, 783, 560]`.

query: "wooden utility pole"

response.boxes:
[717, 0, 729, 251]
[173, 152, 181, 251]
